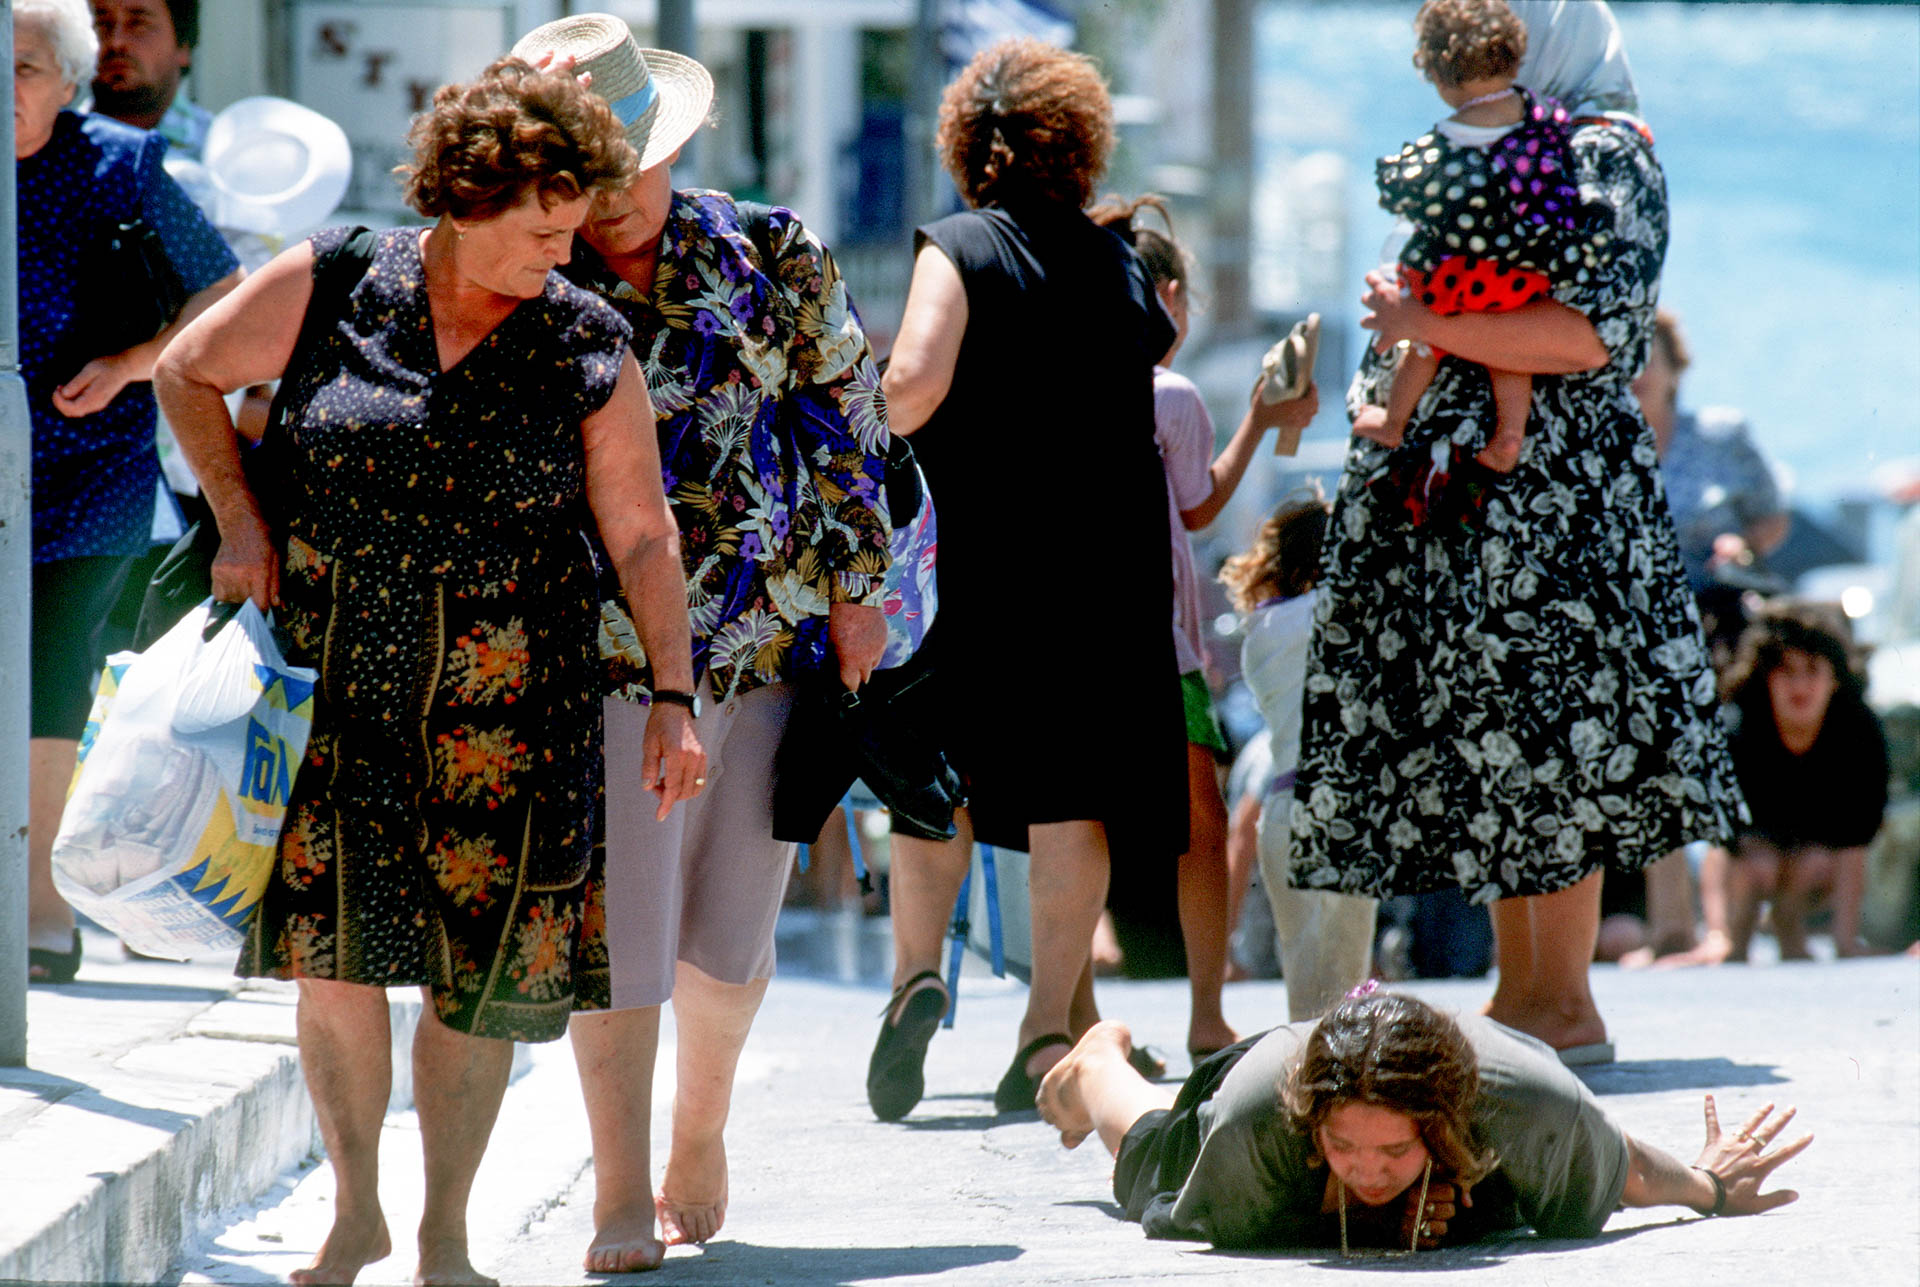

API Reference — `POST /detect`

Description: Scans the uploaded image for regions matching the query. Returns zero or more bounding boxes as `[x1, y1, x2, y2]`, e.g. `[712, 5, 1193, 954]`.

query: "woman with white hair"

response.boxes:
[13, 0, 240, 984]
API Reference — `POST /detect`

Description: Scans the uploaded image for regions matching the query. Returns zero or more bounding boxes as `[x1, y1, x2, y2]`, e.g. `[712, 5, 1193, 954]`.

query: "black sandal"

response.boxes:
[993, 1032, 1073, 1113]
[1130, 1045, 1169, 1080]
[867, 970, 950, 1122]
[28, 929, 82, 985]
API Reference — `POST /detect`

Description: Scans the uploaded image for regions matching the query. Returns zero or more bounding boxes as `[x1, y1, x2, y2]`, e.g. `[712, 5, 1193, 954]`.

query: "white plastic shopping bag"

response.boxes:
[52, 599, 318, 958]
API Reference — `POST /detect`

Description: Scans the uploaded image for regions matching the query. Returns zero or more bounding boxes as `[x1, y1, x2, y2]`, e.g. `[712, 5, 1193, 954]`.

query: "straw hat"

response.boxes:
[201, 96, 352, 237]
[512, 13, 714, 172]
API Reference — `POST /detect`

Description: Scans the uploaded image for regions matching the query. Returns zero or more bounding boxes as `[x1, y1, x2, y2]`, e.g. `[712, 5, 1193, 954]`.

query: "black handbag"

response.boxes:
[74, 217, 190, 364]
[133, 227, 376, 649]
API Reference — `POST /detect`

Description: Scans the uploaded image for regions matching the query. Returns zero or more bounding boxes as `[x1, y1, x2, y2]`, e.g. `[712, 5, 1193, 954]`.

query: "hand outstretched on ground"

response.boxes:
[1695, 1094, 1813, 1215]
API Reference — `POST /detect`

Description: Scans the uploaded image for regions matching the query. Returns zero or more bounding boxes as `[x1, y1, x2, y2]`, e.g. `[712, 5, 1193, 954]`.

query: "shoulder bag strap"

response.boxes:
[249, 227, 376, 521]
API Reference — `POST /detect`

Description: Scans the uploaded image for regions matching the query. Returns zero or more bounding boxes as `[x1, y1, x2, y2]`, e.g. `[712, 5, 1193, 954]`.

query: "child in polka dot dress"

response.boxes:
[1355, 0, 1605, 473]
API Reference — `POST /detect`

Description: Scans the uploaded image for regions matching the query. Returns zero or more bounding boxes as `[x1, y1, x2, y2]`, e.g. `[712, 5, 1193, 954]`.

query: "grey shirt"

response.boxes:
[1141, 1015, 1631, 1246]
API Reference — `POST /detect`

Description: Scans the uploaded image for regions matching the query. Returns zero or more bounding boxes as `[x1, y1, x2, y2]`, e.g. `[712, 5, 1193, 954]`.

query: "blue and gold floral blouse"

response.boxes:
[568, 190, 893, 703]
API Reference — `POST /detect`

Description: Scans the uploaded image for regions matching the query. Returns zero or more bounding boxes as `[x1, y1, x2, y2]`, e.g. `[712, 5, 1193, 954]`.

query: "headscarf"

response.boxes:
[1508, 0, 1642, 122]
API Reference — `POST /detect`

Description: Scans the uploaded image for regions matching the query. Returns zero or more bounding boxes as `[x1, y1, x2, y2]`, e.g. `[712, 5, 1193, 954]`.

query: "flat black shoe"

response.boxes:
[867, 970, 949, 1122]
[993, 1032, 1073, 1113]
[28, 929, 82, 985]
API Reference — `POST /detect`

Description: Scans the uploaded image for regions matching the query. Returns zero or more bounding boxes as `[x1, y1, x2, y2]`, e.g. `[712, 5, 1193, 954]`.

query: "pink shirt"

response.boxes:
[1155, 367, 1214, 676]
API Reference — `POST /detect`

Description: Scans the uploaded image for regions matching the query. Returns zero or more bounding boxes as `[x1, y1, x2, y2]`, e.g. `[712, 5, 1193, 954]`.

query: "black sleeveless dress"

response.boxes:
[906, 201, 1187, 860]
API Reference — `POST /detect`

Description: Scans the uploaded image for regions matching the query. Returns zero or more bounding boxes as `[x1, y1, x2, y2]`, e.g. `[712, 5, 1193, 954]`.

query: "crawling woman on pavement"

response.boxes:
[1037, 988, 1809, 1251]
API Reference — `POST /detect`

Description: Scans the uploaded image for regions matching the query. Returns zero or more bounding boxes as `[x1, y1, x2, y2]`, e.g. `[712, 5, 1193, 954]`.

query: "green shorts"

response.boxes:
[1180, 670, 1230, 756]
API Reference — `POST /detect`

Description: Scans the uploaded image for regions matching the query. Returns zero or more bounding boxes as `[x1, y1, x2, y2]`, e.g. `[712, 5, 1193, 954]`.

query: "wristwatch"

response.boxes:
[651, 688, 701, 716]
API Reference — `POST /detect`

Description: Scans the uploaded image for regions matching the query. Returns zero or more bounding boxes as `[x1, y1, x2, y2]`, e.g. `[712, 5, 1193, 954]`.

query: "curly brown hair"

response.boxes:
[1720, 599, 1870, 711]
[399, 57, 637, 222]
[1219, 488, 1329, 612]
[1087, 193, 1188, 288]
[1284, 991, 1495, 1187]
[1412, 0, 1527, 87]
[937, 38, 1114, 209]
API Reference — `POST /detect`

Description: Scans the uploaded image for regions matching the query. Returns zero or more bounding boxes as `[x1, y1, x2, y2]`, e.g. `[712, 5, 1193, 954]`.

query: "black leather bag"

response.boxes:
[133, 227, 376, 649]
[76, 217, 190, 362]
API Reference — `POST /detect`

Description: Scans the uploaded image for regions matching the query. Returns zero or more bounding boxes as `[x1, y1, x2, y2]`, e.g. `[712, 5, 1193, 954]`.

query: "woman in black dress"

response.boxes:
[870, 38, 1189, 1119]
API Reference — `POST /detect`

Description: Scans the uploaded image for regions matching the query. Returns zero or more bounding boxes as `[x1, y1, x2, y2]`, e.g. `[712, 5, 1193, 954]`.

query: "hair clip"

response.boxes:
[1345, 978, 1380, 1000]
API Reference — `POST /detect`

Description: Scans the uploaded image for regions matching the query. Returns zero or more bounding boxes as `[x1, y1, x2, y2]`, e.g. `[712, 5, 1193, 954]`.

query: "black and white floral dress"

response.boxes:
[1289, 119, 1745, 902]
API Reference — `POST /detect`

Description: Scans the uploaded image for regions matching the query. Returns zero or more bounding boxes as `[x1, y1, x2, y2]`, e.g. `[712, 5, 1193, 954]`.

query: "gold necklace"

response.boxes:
[1338, 1157, 1433, 1257]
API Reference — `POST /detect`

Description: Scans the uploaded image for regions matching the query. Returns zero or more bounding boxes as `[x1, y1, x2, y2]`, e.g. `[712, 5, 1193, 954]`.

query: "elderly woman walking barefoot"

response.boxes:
[157, 58, 703, 1285]
[511, 14, 896, 1271]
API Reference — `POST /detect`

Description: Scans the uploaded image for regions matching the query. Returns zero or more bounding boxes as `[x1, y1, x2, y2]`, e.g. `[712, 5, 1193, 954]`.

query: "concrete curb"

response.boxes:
[0, 958, 431, 1285]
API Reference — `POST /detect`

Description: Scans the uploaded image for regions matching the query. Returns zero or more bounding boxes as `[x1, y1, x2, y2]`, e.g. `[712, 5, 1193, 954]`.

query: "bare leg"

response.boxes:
[412, 999, 513, 1286]
[657, 961, 769, 1246]
[28, 738, 79, 955]
[1484, 896, 1535, 1023]
[1222, 793, 1258, 982]
[1487, 872, 1606, 1050]
[1477, 368, 1532, 472]
[1828, 845, 1871, 956]
[1774, 849, 1833, 961]
[1036, 1022, 1177, 1154]
[1015, 821, 1112, 1086]
[885, 810, 972, 1017]
[569, 1007, 664, 1273]
[1176, 743, 1237, 1054]
[1068, 955, 1101, 1038]
[1725, 841, 1780, 963]
[1643, 849, 1698, 955]
[1354, 345, 1439, 447]
[290, 979, 394, 1287]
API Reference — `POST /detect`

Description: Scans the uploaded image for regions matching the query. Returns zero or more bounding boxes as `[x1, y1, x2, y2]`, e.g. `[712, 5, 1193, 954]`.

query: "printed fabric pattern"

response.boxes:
[1294, 122, 1746, 902]
[236, 227, 628, 1041]
[570, 190, 893, 704]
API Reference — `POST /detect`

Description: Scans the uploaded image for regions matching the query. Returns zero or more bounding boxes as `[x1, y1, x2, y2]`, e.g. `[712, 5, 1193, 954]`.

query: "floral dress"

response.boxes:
[237, 228, 628, 1042]
[1289, 120, 1746, 902]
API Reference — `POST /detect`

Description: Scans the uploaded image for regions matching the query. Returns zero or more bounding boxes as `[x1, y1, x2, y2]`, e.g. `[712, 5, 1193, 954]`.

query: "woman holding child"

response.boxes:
[1289, 0, 1745, 1061]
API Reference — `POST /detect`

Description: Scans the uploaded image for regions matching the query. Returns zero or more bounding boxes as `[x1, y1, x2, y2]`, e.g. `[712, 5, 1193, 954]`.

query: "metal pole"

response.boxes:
[655, 0, 697, 177]
[1209, 0, 1254, 338]
[907, 0, 941, 229]
[1, 0, 36, 1066]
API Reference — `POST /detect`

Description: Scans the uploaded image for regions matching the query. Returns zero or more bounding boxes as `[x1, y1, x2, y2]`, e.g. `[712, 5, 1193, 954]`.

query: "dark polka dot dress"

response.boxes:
[236, 227, 630, 1042]
[1377, 89, 1609, 327]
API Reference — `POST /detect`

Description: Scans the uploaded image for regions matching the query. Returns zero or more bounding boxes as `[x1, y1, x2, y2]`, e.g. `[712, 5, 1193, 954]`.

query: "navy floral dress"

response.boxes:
[237, 228, 628, 1042]
[1290, 120, 1745, 902]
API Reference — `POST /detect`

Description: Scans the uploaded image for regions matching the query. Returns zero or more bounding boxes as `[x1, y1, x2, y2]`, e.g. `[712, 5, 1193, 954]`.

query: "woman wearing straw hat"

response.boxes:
[156, 57, 704, 1285]
[511, 13, 895, 1272]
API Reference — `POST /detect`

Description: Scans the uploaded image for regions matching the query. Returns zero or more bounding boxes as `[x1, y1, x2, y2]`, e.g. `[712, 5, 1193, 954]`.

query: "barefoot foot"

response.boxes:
[290, 1212, 391, 1286]
[1037, 1021, 1134, 1149]
[414, 1234, 497, 1287]
[657, 1135, 728, 1246]
[583, 1203, 665, 1274]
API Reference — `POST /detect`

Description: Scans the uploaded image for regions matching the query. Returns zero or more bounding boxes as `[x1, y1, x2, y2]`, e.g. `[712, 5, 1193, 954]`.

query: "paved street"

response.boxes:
[160, 915, 1919, 1287]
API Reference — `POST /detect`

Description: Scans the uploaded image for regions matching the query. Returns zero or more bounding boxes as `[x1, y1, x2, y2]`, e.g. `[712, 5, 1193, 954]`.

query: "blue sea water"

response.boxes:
[1254, 1, 1920, 502]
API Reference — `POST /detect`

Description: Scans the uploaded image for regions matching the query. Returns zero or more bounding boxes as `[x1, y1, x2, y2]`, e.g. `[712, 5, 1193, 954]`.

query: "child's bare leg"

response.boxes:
[1477, 368, 1532, 472]
[1354, 346, 1440, 447]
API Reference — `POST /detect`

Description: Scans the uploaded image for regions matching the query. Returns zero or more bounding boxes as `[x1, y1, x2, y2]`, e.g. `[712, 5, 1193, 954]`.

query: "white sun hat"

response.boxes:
[512, 12, 714, 171]
[202, 96, 352, 237]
